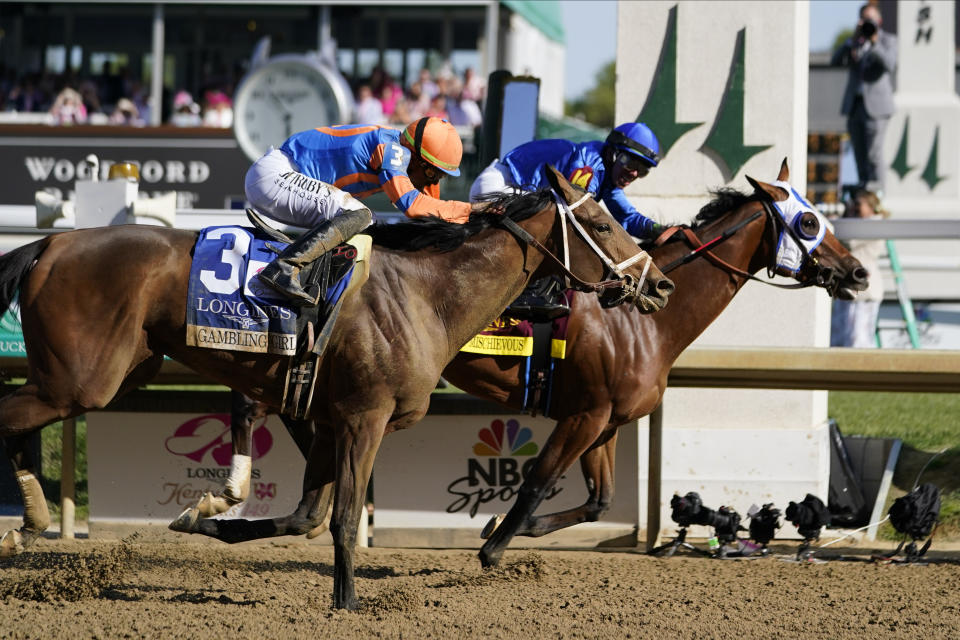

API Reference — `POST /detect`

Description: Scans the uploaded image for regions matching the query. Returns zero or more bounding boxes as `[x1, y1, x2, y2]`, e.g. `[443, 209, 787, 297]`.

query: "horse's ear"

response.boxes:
[777, 157, 790, 182]
[544, 164, 577, 201]
[745, 175, 784, 202]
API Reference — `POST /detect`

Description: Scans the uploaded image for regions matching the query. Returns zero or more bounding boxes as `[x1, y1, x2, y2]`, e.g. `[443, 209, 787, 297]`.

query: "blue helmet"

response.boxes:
[605, 122, 661, 168]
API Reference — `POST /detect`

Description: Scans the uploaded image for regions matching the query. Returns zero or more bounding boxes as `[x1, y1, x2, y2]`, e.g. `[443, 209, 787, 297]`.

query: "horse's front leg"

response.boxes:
[174, 425, 337, 542]
[329, 412, 388, 610]
[484, 429, 618, 539]
[170, 391, 263, 529]
[478, 409, 610, 568]
[0, 433, 51, 556]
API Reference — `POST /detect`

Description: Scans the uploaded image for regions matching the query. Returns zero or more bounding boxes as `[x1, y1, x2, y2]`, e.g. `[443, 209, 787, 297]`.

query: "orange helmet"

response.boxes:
[401, 116, 462, 177]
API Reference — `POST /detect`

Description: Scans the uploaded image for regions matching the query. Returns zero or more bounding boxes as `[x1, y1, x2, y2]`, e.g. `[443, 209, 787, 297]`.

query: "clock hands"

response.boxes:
[268, 91, 294, 137]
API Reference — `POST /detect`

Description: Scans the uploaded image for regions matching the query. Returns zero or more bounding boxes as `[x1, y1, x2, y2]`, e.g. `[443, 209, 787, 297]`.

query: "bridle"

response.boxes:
[495, 191, 653, 306]
[655, 197, 843, 294]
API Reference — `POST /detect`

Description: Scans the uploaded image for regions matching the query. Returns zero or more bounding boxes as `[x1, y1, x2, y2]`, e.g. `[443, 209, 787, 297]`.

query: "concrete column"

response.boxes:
[483, 1, 499, 78]
[881, 0, 960, 299]
[150, 4, 164, 127]
[617, 1, 824, 541]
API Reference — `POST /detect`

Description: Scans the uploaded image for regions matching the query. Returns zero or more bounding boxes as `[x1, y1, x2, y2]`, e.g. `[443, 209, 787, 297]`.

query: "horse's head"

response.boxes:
[544, 166, 674, 313]
[746, 159, 868, 299]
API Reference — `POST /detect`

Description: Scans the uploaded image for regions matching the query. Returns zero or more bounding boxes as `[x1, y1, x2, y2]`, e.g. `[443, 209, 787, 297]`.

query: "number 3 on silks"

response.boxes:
[385, 141, 407, 169]
[199, 227, 251, 295]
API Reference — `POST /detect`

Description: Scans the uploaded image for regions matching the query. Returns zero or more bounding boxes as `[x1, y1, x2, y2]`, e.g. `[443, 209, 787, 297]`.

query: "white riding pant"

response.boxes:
[244, 147, 367, 228]
[469, 159, 524, 203]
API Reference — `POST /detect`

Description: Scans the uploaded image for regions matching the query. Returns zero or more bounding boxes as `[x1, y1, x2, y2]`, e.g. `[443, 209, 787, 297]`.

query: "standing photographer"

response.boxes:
[831, 3, 897, 193]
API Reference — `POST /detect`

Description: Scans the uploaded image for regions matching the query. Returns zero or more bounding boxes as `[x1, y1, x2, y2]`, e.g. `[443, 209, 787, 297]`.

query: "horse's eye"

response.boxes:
[796, 212, 820, 240]
[596, 224, 611, 233]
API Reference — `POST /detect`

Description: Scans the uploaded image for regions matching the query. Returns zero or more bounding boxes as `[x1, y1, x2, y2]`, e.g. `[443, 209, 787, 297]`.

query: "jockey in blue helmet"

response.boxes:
[470, 121, 664, 239]
[604, 122, 660, 186]
[468, 122, 662, 319]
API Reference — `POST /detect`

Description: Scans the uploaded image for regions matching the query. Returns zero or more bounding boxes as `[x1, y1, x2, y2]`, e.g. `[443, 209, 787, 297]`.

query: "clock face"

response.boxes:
[233, 57, 352, 162]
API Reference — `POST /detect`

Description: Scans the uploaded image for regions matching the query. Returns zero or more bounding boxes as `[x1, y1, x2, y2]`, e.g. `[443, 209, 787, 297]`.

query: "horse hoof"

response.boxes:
[0, 529, 24, 557]
[196, 491, 233, 518]
[480, 514, 505, 539]
[168, 507, 201, 533]
[306, 523, 329, 540]
[478, 546, 502, 569]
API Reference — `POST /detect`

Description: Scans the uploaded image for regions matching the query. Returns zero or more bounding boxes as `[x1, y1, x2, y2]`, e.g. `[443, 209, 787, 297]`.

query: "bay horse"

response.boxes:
[0, 167, 673, 609]
[198, 160, 867, 569]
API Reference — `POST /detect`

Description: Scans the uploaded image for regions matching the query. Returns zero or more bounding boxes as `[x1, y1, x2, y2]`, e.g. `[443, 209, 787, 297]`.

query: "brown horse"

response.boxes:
[207, 160, 867, 568]
[0, 167, 673, 609]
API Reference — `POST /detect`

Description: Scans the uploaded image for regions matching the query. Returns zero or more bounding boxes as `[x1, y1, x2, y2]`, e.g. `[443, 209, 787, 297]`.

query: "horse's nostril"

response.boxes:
[854, 267, 869, 282]
[657, 278, 676, 295]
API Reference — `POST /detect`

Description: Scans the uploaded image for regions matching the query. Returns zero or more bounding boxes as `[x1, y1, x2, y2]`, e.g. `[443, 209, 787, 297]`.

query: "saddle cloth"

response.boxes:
[460, 291, 574, 416]
[461, 290, 573, 359]
[186, 226, 369, 356]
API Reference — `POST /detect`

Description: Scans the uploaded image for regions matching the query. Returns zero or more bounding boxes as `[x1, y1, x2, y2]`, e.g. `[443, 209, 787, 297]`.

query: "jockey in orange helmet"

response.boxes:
[246, 116, 479, 304]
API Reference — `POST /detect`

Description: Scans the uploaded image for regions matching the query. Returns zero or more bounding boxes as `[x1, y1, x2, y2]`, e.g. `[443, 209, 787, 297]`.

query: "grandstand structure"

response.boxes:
[0, 1, 565, 212]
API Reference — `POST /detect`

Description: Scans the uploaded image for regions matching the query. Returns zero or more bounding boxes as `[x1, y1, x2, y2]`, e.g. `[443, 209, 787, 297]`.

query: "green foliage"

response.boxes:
[565, 60, 616, 129]
[829, 392, 959, 539]
[829, 392, 959, 451]
[830, 28, 855, 53]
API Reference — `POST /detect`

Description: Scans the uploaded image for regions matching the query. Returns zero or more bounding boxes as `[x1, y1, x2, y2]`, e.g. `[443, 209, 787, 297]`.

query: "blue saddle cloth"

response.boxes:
[185, 225, 352, 356]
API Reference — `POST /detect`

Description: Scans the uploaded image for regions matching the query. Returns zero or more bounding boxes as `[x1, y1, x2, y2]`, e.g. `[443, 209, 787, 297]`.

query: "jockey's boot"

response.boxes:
[503, 276, 570, 321]
[257, 207, 372, 305]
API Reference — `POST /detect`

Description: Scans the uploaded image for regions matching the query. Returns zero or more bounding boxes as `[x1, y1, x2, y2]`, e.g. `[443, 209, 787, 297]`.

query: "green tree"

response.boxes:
[831, 28, 855, 53]
[565, 60, 615, 128]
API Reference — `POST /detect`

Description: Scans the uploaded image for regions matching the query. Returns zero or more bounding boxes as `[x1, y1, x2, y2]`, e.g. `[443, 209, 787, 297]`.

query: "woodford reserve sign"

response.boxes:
[0, 125, 250, 210]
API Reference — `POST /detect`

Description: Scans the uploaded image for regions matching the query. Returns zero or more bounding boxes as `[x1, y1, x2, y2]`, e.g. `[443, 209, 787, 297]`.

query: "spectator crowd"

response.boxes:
[1, 62, 484, 131]
[351, 64, 484, 129]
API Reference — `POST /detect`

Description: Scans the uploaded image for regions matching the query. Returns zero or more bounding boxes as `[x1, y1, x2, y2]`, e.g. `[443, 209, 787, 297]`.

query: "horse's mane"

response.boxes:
[365, 189, 555, 252]
[692, 188, 756, 228]
[640, 188, 757, 250]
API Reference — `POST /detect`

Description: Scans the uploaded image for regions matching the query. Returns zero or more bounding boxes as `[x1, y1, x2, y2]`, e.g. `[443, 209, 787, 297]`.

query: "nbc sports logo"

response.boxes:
[473, 418, 538, 457]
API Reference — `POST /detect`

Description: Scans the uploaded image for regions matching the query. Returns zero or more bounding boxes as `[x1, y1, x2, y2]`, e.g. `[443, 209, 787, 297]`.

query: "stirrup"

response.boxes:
[503, 301, 570, 321]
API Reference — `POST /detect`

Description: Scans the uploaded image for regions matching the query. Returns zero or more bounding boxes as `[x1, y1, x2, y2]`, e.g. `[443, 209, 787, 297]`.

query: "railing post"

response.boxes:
[60, 418, 76, 539]
[645, 404, 663, 551]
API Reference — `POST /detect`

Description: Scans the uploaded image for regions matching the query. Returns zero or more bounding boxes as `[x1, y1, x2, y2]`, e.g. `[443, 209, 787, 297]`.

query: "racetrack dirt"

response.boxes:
[1, 536, 958, 639]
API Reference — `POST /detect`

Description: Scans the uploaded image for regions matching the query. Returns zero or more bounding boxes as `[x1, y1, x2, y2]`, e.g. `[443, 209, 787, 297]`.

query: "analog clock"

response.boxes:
[233, 55, 354, 162]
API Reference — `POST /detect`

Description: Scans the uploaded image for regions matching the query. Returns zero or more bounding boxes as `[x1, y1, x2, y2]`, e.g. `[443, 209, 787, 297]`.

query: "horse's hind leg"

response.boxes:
[0, 384, 75, 556]
[478, 409, 611, 568]
[485, 430, 617, 539]
[0, 435, 50, 556]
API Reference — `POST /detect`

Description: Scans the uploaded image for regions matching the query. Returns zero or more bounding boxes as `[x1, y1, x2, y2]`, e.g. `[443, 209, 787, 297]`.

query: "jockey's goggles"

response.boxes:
[615, 152, 653, 174]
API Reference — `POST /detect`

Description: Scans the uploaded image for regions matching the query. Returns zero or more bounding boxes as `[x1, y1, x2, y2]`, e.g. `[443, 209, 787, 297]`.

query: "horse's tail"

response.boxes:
[0, 239, 48, 314]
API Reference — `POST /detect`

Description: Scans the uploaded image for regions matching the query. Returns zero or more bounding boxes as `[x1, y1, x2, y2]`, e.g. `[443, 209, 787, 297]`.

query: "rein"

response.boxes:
[655, 199, 820, 291]
[496, 192, 653, 296]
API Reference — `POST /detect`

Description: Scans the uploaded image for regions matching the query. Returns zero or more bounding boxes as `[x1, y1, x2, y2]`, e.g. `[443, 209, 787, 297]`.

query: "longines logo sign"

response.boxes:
[157, 413, 279, 517]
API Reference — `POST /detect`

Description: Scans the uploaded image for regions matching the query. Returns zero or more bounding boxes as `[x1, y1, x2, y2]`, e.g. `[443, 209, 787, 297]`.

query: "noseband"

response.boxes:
[656, 198, 838, 292]
[495, 192, 653, 305]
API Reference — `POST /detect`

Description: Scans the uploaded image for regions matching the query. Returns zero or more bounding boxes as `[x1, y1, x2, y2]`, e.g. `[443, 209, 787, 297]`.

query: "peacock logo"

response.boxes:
[473, 418, 538, 457]
[446, 417, 562, 517]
